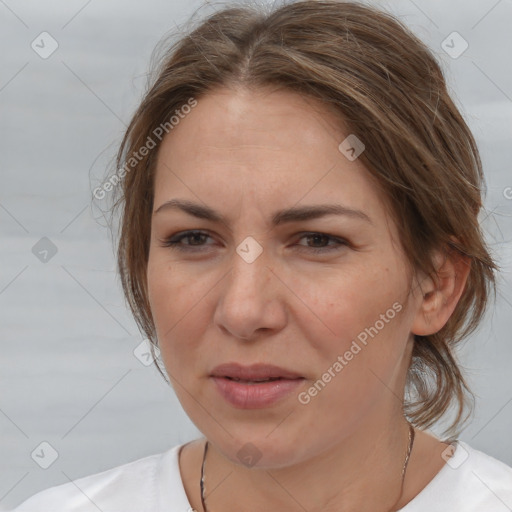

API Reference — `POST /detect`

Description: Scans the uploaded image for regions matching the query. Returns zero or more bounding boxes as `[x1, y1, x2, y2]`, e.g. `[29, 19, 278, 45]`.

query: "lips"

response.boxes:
[210, 363, 305, 408]
[210, 362, 304, 382]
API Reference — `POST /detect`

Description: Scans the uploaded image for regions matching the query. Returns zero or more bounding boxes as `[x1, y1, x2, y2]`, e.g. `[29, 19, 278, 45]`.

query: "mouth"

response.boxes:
[222, 376, 293, 384]
[210, 362, 304, 381]
[209, 363, 305, 409]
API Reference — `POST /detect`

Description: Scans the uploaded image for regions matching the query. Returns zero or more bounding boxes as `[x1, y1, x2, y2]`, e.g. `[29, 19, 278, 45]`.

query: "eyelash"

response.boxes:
[159, 230, 348, 254]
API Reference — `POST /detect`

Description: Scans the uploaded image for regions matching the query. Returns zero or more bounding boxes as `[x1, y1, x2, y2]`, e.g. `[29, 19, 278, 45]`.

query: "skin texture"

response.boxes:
[147, 86, 470, 512]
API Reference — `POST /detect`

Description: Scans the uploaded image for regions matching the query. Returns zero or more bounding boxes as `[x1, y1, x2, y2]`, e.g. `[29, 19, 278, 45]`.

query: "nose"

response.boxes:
[213, 248, 287, 342]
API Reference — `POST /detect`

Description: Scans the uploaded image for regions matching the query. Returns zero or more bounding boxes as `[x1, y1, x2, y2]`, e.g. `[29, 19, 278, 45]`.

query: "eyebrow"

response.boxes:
[153, 199, 372, 226]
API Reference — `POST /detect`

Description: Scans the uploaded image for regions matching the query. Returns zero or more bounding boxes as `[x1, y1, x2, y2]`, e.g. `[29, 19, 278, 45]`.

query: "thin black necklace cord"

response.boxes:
[199, 424, 415, 512]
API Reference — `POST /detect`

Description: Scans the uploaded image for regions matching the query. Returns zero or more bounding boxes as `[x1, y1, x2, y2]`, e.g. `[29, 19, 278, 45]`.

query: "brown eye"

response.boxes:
[159, 230, 214, 251]
[295, 232, 348, 253]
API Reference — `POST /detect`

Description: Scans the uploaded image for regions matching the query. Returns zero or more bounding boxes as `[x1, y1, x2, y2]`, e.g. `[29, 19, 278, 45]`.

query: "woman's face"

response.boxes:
[147, 86, 424, 467]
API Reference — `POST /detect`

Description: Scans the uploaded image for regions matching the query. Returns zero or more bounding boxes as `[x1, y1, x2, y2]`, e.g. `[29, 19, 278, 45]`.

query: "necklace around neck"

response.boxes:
[199, 423, 415, 512]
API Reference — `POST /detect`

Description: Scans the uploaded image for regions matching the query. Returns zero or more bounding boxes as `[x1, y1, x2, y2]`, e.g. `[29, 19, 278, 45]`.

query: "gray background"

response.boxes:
[1, 0, 511, 509]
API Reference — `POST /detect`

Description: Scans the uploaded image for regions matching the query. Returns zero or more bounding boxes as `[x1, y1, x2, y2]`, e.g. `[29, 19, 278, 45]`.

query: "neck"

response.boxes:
[201, 407, 413, 512]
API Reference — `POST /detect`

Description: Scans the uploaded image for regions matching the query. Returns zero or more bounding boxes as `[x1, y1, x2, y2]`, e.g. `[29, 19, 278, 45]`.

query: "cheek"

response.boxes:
[298, 264, 410, 401]
[299, 312, 409, 433]
[297, 261, 404, 348]
[146, 259, 215, 371]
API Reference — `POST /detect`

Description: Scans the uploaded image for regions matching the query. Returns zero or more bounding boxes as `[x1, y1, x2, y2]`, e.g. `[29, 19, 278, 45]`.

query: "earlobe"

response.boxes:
[411, 246, 471, 336]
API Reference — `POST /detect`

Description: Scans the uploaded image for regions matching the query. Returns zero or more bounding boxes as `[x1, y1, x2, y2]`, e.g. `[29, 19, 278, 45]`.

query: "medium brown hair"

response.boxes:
[103, 0, 497, 437]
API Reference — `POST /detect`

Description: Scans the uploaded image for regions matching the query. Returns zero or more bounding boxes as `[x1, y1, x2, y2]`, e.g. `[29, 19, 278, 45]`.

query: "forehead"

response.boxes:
[158, 86, 342, 158]
[153, 86, 388, 223]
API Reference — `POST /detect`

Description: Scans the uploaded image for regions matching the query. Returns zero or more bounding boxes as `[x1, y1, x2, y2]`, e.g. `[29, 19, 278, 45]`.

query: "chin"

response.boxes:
[209, 429, 313, 470]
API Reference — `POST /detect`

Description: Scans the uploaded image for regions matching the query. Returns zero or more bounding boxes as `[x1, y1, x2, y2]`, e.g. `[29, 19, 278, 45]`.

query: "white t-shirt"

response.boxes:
[10, 440, 512, 511]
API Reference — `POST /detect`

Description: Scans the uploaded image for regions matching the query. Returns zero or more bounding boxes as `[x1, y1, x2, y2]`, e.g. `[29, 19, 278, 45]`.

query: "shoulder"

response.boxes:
[405, 440, 512, 511]
[10, 443, 190, 512]
[456, 442, 512, 502]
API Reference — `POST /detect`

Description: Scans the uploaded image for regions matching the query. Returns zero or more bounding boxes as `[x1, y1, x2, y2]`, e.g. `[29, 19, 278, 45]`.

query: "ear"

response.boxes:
[411, 243, 471, 336]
